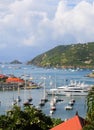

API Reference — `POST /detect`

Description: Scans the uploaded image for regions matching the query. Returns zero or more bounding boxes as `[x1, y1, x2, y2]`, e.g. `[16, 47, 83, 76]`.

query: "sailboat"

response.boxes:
[39, 100, 45, 107]
[65, 92, 75, 110]
[39, 77, 48, 107]
[49, 80, 57, 114]
[12, 86, 17, 106]
[23, 90, 32, 106]
[68, 91, 75, 106]
[42, 77, 48, 102]
[16, 96, 21, 103]
[28, 97, 32, 102]
[50, 96, 56, 110]
[50, 99, 56, 114]
[23, 73, 31, 106]
[27, 89, 33, 102]
[16, 83, 21, 103]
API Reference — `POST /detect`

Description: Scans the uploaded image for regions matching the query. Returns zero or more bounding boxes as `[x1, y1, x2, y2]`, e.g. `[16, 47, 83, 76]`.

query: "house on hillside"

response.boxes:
[50, 113, 86, 130]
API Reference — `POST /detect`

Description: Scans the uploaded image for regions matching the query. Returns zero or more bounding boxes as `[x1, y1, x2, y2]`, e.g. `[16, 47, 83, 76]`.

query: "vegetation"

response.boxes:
[27, 42, 94, 68]
[10, 60, 22, 64]
[0, 105, 62, 130]
[83, 86, 94, 130]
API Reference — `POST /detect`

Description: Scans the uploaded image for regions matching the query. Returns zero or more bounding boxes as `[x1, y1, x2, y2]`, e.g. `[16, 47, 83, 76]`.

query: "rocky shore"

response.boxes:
[86, 72, 94, 78]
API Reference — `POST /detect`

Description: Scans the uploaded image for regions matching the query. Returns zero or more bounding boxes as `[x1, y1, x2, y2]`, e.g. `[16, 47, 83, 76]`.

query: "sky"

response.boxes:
[0, 0, 94, 62]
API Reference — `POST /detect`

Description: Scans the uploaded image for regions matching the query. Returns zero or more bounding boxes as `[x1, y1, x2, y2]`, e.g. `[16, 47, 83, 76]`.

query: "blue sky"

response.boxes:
[0, 0, 94, 62]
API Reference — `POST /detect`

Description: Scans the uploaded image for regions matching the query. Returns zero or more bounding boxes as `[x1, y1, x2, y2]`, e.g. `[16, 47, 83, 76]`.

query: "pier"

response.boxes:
[0, 82, 40, 91]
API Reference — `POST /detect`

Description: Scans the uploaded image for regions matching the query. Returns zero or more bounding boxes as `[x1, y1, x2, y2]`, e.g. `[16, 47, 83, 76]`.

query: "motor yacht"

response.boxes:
[46, 80, 92, 96]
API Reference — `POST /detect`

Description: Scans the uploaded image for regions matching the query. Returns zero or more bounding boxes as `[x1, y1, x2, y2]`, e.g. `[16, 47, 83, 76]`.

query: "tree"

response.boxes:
[0, 105, 62, 130]
[83, 86, 94, 130]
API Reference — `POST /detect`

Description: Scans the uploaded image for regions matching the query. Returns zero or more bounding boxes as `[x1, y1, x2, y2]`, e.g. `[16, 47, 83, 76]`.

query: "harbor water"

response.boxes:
[0, 64, 94, 120]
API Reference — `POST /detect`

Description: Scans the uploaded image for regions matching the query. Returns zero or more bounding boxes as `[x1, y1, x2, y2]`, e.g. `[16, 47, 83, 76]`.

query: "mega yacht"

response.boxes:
[46, 80, 93, 96]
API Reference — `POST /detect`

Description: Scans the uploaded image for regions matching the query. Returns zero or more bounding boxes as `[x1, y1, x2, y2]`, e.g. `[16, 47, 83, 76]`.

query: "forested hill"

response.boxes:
[27, 42, 94, 68]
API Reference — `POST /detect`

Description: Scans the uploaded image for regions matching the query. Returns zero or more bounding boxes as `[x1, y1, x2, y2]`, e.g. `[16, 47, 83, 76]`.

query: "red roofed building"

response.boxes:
[50, 114, 86, 130]
[6, 77, 24, 83]
[0, 74, 7, 78]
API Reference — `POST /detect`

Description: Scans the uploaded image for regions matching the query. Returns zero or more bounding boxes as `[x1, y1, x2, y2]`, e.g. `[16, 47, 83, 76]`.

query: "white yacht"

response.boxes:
[46, 80, 93, 96]
[65, 105, 73, 110]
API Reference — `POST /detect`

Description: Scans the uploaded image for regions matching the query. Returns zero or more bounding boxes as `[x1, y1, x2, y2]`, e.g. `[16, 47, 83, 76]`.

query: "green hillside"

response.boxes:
[27, 42, 94, 68]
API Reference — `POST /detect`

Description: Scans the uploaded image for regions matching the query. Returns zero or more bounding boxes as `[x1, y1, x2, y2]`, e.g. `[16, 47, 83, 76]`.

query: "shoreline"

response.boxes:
[86, 73, 94, 78]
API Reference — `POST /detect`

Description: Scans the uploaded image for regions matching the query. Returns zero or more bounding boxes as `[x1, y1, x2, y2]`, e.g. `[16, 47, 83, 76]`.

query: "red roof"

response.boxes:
[6, 77, 24, 83]
[0, 74, 7, 78]
[50, 115, 86, 130]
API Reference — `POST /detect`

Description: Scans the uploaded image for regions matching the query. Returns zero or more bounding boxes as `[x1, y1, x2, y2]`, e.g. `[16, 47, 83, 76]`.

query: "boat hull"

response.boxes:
[46, 89, 89, 96]
[46, 80, 92, 96]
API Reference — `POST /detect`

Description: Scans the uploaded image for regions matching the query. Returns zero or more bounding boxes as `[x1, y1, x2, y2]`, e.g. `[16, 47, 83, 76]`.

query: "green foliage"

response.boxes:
[0, 77, 8, 82]
[27, 42, 94, 68]
[0, 105, 62, 130]
[51, 118, 63, 127]
[86, 86, 94, 121]
[83, 86, 94, 130]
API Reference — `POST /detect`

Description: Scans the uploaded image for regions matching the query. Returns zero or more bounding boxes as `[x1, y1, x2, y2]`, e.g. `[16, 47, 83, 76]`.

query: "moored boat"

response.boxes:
[28, 97, 32, 102]
[16, 96, 21, 102]
[39, 100, 45, 107]
[46, 80, 93, 96]
[65, 105, 73, 110]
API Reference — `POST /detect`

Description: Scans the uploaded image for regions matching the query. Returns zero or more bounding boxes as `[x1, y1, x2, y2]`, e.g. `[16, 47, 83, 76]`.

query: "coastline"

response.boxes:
[86, 73, 94, 78]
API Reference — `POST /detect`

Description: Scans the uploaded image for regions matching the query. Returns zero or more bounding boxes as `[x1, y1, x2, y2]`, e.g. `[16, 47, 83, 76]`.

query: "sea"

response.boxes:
[0, 64, 94, 120]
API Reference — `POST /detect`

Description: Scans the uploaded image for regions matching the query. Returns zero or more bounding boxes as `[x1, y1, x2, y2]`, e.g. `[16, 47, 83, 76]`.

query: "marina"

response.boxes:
[0, 64, 94, 120]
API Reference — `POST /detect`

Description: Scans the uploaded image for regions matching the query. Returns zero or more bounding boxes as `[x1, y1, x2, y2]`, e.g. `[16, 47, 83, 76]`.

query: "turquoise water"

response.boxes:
[0, 64, 94, 120]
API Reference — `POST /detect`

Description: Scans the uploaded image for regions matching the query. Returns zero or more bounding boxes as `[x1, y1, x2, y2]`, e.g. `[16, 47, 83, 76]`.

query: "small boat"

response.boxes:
[28, 97, 32, 102]
[50, 109, 54, 114]
[27, 87, 33, 102]
[50, 104, 56, 115]
[23, 101, 32, 106]
[39, 100, 45, 107]
[16, 83, 22, 103]
[51, 105, 56, 111]
[68, 100, 74, 106]
[50, 98, 56, 111]
[50, 98, 56, 106]
[56, 98, 64, 102]
[65, 105, 73, 110]
[39, 76, 48, 105]
[16, 96, 21, 102]
[50, 95, 58, 106]
[41, 98, 48, 103]
[12, 100, 17, 106]
[71, 99, 75, 103]
[68, 96, 75, 105]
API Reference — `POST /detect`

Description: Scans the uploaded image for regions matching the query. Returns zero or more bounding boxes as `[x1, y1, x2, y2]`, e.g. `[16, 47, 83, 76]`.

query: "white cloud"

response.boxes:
[52, 0, 94, 43]
[0, 0, 94, 61]
[0, 0, 53, 47]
